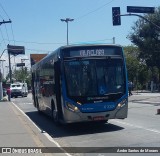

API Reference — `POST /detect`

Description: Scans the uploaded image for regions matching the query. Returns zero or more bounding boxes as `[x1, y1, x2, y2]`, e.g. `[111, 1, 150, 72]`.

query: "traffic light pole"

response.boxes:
[0, 20, 12, 100]
[120, 13, 160, 30]
[8, 51, 12, 84]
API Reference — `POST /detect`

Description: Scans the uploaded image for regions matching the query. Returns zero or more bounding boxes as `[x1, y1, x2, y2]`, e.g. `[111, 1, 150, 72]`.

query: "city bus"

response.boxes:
[31, 44, 128, 124]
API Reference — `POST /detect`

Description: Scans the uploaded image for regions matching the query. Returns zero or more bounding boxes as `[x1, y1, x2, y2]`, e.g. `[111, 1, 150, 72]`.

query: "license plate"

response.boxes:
[93, 116, 105, 121]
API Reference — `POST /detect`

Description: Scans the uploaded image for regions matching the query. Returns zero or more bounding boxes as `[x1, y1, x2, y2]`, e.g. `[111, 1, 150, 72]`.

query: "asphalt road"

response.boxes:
[10, 92, 160, 156]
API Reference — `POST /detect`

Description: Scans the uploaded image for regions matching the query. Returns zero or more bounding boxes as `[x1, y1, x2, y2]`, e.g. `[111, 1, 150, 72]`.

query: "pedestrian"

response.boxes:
[7, 87, 11, 101]
[128, 81, 133, 96]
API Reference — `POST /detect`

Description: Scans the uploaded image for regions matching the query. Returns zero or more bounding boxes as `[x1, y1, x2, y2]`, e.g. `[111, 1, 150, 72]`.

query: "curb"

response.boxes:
[0, 96, 8, 102]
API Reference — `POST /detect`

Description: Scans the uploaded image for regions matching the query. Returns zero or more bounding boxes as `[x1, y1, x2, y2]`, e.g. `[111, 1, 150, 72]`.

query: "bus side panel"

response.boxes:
[54, 61, 63, 119]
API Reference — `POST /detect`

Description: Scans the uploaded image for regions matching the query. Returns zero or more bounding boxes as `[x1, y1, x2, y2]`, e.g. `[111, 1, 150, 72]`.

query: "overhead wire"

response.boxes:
[0, 13, 4, 20]
[0, 27, 6, 46]
[10, 24, 15, 45]
[0, 1, 15, 46]
[4, 24, 10, 43]
[2, 39, 65, 45]
[0, 2, 15, 71]
[25, 48, 52, 53]
[75, 0, 115, 20]
[0, 2, 10, 19]
[0, 1, 116, 56]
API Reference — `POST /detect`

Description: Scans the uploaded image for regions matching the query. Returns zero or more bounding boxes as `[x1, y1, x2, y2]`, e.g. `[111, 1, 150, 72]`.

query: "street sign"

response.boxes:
[127, 6, 155, 13]
[7, 44, 25, 55]
[112, 7, 121, 26]
[16, 63, 25, 67]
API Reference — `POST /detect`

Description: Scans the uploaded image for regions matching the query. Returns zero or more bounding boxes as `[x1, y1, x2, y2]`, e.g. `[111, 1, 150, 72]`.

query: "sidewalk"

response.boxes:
[0, 101, 37, 146]
[128, 90, 160, 103]
[0, 101, 69, 156]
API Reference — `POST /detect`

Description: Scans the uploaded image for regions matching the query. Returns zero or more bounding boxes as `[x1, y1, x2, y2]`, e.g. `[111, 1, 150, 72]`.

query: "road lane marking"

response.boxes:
[112, 120, 160, 134]
[11, 102, 72, 156]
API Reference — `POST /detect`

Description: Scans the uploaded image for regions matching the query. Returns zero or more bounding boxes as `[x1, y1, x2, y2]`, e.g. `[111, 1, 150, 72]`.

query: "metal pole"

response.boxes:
[67, 21, 69, 45]
[21, 58, 28, 83]
[120, 13, 160, 30]
[1, 60, 6, 77]
[5, 66, 9, 76]
[60, 18, 74, 45]
[8, 51, 12, 83]
[0, 71, 2, 100]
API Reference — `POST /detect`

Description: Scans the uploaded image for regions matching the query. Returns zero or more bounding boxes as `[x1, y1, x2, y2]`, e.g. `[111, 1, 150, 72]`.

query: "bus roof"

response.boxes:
[59, 43, 122, 50]
[31, 44, 123, 69]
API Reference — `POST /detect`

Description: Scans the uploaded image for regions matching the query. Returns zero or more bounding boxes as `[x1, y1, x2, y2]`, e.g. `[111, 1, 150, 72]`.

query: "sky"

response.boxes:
[0, 0, 159, 77]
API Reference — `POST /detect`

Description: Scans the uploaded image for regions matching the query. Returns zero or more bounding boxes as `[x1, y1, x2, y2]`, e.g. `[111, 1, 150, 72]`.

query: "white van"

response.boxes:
[10, 82, 28, 98]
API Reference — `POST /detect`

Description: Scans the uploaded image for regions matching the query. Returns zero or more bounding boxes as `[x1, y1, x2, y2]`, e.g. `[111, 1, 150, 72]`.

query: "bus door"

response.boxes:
[54, 61, 63, 119]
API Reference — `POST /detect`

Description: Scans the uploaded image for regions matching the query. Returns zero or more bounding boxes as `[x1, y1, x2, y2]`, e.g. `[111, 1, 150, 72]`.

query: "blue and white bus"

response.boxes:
[31, 44, 128, 124]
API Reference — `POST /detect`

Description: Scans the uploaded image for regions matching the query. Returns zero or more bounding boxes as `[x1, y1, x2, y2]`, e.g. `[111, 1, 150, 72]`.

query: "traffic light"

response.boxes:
[112, 7, 121, 26]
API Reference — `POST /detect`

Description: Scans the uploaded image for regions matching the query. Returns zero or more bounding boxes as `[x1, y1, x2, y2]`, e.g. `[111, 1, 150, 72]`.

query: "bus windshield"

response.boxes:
[64, 58, 125, 97]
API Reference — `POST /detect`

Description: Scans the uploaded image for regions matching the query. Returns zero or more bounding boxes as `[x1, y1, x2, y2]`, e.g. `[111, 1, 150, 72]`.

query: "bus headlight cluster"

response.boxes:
[117, 99, 127, 109]
[66, 102, 79, 112]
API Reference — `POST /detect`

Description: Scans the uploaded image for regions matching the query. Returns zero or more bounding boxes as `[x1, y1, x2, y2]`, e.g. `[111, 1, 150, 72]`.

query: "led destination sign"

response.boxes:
[63, 47, 122, 58]
[80, 49, 105, 56]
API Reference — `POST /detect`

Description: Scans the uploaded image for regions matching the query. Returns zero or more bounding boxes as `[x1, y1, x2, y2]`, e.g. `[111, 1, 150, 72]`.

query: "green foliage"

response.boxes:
[128, 7, 160, 68]
[124, 45, 151, 89]
[123, 46, 140, 82]
[12, 67, 31, 87]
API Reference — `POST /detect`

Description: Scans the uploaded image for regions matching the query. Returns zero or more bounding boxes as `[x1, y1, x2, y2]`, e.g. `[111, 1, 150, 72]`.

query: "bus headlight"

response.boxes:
[66, 102, 79, 112]
[117, 99, 127, 109]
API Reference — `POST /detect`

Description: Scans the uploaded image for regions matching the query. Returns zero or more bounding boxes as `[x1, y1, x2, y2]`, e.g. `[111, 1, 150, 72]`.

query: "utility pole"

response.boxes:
[21, 59, 28, 83]
[60, 18, 74, 45]
[0, 59, 6, 77]
[0, 20, 12, 25]
[0, 20, 12, 100]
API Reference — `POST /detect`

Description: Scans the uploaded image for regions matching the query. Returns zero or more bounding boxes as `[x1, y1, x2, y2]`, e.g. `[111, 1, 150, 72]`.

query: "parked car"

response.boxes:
[10, 82, 28, 98]
[3, 88, 7, 96]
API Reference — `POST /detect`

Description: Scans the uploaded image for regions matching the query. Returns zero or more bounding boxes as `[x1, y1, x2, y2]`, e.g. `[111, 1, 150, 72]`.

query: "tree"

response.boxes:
[123, 46, 140, 82]
[128, 7, 160, 68]
[12, 68, 31, 88]
[123, 45, 150, 89]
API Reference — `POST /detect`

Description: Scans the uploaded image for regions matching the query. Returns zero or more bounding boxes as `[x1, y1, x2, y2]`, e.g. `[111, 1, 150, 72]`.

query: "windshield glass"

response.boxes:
[64, 58, 125, 97]
[11, 85, 21, 88]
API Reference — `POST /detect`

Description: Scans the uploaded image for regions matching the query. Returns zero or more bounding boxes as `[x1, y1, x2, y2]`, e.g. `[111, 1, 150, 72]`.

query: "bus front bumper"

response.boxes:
[62, 104, 128, 123]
